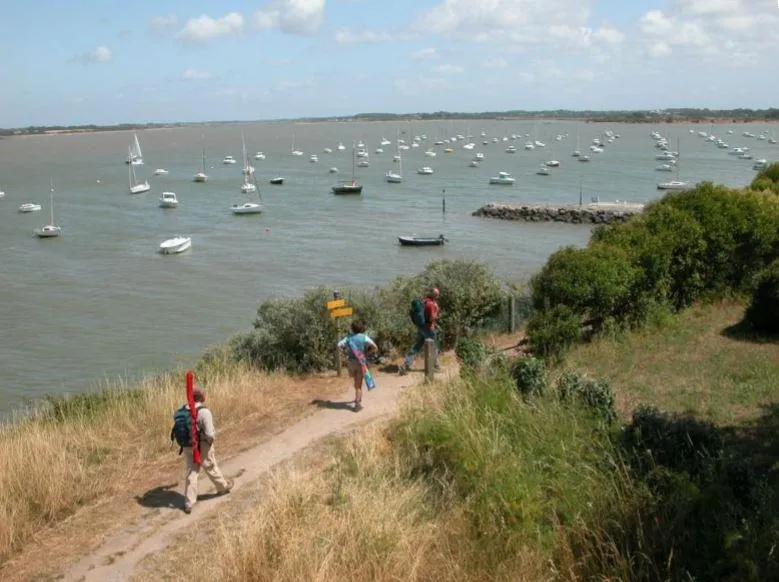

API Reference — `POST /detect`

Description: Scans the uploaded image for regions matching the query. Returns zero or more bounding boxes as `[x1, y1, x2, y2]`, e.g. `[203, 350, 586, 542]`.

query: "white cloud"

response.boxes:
[176, 13, 244, 43]
[482, 57, 508, 69]
[573, 69, 595, 82]
[411, 47, 438, 60]
[517, 71, 535, 83]
[591, 25, 624, 45]
[70, 46, 112, 65]
[254, 0, 325, 35]
[334, 29, 390, 44]
[183, 68, 212, 80]
[432, 64, 464, 75]
[647, 42, 672, 57]
[149, 14, 177, 29]
[394, 75, 451, 96]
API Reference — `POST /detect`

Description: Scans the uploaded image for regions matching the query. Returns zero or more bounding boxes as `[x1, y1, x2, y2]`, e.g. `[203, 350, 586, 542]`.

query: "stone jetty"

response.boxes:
[472, 201, 645, 224]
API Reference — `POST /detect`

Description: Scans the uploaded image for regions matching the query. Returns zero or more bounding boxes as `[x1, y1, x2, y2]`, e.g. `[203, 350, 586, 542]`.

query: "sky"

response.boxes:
[1, 0, 778, 126]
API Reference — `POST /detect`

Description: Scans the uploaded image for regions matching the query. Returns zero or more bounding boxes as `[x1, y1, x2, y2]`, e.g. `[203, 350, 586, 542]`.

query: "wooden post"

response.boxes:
[424, 339, 435, 382]
[334, 340, 342, 376]
[333, 289, 342, 376]
[508, 296, 516, 334]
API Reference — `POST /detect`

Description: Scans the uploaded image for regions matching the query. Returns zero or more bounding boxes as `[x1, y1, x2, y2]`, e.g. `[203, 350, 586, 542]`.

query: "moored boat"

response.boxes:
[159, 235, 192, 254]
[398, 234, 447, 247]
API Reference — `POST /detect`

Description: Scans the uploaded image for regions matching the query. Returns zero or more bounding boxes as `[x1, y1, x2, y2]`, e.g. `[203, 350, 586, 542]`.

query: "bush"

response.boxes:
[750, 161, 779, 195]
[511, 357, 548, 397]
[556, 371, 616, 424]
[525, 305, 582, 361]
[744, 259, 779, 334]
[454, 338, 488, 370]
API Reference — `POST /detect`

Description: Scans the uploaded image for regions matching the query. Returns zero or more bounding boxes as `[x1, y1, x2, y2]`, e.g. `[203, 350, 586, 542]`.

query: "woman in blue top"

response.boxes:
[337, 319, 378, 412]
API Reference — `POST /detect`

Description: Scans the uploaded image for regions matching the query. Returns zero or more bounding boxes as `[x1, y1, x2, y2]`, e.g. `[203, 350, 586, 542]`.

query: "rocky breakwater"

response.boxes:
[472, 201, 645, 224]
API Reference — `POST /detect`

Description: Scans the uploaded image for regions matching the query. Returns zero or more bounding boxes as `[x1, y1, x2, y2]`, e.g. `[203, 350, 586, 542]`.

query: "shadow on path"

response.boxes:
[310, 399, 355, 412]
[135, 483, 183, 510]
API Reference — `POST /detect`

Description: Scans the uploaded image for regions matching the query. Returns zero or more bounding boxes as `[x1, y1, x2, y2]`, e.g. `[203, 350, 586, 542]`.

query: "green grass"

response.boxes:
[560, 300, 779, 425]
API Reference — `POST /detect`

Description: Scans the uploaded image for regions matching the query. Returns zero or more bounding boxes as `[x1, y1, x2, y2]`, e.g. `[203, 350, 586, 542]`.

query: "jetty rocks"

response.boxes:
[472, 202, 645, 225]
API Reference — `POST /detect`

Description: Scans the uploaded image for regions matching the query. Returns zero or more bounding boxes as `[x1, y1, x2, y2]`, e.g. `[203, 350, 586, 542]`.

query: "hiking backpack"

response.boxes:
[170, 405, 205, 451]
[409, 297, 426, 326]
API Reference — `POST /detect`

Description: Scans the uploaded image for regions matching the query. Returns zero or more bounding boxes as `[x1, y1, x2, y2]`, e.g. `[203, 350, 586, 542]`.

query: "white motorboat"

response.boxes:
[469, 160, 480, 167]
[231, 201, 263, 214]
[656, 152, 677, 160]
[337, 142, 346, 151]
[329, 167, 339, 173]
[253, 151, 266, 160]
[222, 155, 237, 164]
[309, 154, 319, 163]
[524, 142, 535, 151]
[154, 168, 169, 175]
[537, 166, 550, 176]
[128, 150, 151, 194]
[0, 190, 5, 198]
[19, 202, 42, 213]
[572, 150, 582, 157]
[474, 152, 485, 160]
[545, 160, 560, 167]
[425, 149, 437, 157]
[656, 164, 674, 172]
[505, 145, 517, 153]
[240, 182, 257, 194]
[159, 235, 191, 254]
[489, 171, 515, 185]
[753, 159, 768, 170]
[578, 155, 591, 162]
[375, 147, 384, 154]
[34, 180, 62, 238]
[417, 166, 434, 175]
[158, 192, 179, 208]
[738, 152, 753, 160]
[657, 180, 692, 191]
[323, 147, 333, 154]
[357, 159, 370, 168]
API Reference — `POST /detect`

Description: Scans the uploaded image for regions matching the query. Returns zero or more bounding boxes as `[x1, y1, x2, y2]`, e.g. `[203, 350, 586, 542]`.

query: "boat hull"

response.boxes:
[130, 182, 151, 194]
[231, 203, 263, 215]
[269, 178, 284, 185]
[34, 225, 62, 238]
[398, 235, 447, 247]
[159, 237, 192, 254]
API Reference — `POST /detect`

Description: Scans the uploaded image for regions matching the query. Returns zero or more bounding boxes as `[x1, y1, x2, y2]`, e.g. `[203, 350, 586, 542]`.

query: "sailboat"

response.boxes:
[332, 146, 363, 194]
[290, 134, 303, 156]
[240, 136, 257, 194]
[128, 148, 151, 193]
[385, 133, 403, 183]
[232, 173, 263, 215]
[35, 180, 62, 238]
[657, 137, 692, 191]
[126, 133, 144, 165]
[241, 132, 255, 175]
[194, 145, 208, 183]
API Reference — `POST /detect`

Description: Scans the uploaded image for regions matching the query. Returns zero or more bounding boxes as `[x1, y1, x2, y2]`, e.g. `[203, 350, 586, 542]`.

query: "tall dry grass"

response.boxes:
[0, 355, 308, 564]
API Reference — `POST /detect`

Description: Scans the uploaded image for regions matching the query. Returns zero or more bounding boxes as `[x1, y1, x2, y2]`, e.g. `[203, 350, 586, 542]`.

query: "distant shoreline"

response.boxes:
[3, 109, 778, 137]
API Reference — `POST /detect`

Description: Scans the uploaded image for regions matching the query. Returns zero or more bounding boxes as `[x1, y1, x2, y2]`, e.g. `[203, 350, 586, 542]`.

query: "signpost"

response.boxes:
[328, 290, 353, 375]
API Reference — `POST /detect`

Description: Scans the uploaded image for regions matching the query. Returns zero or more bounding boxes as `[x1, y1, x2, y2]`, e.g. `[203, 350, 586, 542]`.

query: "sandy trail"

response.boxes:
[60, 367, 435, 582]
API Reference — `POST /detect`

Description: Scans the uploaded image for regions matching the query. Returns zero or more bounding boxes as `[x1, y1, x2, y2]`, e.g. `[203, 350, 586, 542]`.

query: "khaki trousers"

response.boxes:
[183, 442, 230, 509]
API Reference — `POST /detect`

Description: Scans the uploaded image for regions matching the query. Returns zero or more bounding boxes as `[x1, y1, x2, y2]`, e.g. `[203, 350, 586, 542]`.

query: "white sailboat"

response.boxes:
[194, 145, 208, 183]
[128, 148, 150, 194]
[34, 180, 62, 238]
[232, 172, 263, 215]
[385, 133, 403, 183]
[240, 132, 255, 176]
[126, 133, 144, 165]
[290, 134, 303, 156]
[657, 137, 692, 191]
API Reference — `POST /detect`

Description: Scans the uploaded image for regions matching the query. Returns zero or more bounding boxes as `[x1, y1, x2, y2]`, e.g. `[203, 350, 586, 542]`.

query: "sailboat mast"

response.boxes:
[50, 179, 55, 224]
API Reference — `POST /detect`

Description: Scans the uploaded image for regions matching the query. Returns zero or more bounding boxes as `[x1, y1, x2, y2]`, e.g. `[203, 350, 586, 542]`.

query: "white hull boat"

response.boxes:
[240, 183, 257, 194]
[489, 172, 515, 185]
[159, 236, 191, 254]
[34, 224, 62, 238]
[154, 169, 169, 175]
[222, 156, 237, 165]
[253, 152, 266, 160]
[537, 166, 550, 176]
[657, 180, 692, 191]
[231, 202, 263, 215]
[128, 147, 150, 194]
[194, 146, 208, 182]
[417, 166, 434, 175]
[159, 192, 179, 208]
[19, 203, 42, 213]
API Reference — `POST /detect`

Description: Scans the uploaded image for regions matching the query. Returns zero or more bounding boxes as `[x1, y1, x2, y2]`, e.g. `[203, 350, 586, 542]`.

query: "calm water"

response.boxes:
[0, 120, 774, 416]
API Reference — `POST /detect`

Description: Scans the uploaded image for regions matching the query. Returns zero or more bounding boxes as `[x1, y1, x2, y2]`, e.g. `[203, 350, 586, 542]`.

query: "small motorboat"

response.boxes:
[240, 182, 257, 194]
[398, 234, 447, 247]
[269, 176, 284, 185]
[34, 224, 62, 238]
[19, 202, 42, 213]
[159, 235, 192, 255]
[329, 167, 339, 174]
[253, 151, 266, 160]
[417, 166, 434, 175]
[489, 171, 515, 185]
[222, 155, 237, 164]
[0, 190, 5, 198]
[537, 166, 551, 176]
[154, 168, 169, 175]
[231, 202, 263, 215]
[159, 192, 179, 208]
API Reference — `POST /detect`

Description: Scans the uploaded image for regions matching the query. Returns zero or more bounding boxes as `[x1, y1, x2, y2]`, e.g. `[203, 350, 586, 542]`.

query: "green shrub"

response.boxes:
[510, 357, 548, 397]
[454, 338, 488, 370]
[556, 371, 616, 424]
[750, 161, 779, 194]
[744, 259, 779, 334]
[525, 305, 582, 361]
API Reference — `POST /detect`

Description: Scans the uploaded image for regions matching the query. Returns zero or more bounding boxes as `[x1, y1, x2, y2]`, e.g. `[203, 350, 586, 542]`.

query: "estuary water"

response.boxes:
[0, 119, 774, 417]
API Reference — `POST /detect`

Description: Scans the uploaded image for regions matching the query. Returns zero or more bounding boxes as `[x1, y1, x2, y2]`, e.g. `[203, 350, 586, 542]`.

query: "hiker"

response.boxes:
[173, 387, 233, 514]
[399, 287, 440, 375]
[337, 319, 378, 412]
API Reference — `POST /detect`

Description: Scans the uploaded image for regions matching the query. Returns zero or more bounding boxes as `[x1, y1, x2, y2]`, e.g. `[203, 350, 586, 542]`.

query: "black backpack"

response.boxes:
[170, 405, 205, 453]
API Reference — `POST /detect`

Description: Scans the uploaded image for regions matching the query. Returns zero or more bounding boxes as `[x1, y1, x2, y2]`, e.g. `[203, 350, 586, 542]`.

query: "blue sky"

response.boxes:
[1, 0, 777, 126]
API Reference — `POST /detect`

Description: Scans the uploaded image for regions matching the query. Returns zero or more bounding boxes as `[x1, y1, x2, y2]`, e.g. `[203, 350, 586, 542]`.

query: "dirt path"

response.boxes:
[58, 365, 445, 582]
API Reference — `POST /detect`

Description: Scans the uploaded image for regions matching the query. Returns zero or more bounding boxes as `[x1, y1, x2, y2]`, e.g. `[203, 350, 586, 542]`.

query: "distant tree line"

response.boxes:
[3, 108, 778, 135]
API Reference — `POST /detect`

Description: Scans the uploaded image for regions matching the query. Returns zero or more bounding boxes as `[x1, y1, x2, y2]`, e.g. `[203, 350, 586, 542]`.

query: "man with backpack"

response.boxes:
[171, 387, 233, 514]
[398, 287, 440, 375]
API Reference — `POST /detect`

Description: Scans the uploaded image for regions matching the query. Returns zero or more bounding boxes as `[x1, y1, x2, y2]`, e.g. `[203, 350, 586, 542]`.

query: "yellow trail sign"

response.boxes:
[330, 307, 353, 318]
[327, 299, 345, 310]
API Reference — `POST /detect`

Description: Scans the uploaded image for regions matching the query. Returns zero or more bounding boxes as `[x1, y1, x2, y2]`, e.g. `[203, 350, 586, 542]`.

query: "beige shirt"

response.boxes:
[186, 403, 216, 441]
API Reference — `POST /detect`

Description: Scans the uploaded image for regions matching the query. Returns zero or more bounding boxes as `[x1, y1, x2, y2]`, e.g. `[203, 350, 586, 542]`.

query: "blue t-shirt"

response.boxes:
[338, 332, 377, 362]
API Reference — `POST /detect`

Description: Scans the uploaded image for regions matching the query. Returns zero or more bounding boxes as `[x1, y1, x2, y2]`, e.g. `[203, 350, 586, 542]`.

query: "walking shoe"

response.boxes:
[218, 479, 235, 496]
[183, 505, 192, 514]
[398, 364, 408, 376]
[353, 402, 363, 413]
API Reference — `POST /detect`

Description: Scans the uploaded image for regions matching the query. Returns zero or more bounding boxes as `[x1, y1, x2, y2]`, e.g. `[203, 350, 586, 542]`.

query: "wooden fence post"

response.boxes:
[508, 295, 516, 334]
[424, 339, 435, 382]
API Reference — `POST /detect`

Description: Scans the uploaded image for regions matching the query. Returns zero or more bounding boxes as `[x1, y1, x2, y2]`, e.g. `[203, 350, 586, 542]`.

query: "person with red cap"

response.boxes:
[399, 287, 440, 375]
